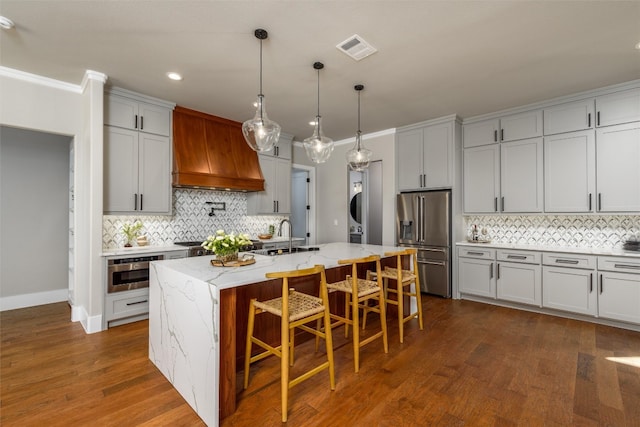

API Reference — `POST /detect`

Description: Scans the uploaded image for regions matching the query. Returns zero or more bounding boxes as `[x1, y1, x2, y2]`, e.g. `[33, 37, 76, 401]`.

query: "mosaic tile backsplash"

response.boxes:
[464, 215, 640, 249]
[103, 188, 286, 249]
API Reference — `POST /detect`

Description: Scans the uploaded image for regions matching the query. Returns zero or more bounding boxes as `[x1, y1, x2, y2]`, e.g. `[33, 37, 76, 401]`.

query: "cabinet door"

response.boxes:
[463, 118, 499, 148]
[264, 137, 292, 160]
[459, 257, 496, 298]
[138, 102, 171, 136]
[544, 99, 594, 135]
[274, 157, 291, 214]
[397, 129, 424, 190]
[499, 110, 543, 142]
[596, 122, 640, 212]
[104, 127, 138, 212]
[138, 134, 171, 214]
[463, 144, 500, 213]
[258, 155, 277, 213]
[544, 130, 595, 212]
[596, 88, 640, 127]
[500, 138, 543, 212]
[423, 122, 453, 188]
[598, 272, 640, 324]
[542, 267, 596, 315]
[497, 262, 541, 306]
[105, 95, 138, 131]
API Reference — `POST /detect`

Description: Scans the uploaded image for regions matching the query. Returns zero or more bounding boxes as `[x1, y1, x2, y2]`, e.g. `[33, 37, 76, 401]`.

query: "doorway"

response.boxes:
[348, 160, 382, 245]
[291, 164, 316, 245]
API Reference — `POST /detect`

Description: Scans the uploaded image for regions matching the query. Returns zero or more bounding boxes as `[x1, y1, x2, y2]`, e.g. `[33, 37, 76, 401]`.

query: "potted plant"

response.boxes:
[202, 230, 252, 263]
[121, 220, 143, 247]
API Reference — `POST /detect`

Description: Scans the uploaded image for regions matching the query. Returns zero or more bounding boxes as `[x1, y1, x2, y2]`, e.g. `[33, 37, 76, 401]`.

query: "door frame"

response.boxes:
[291, 163, 316, 245]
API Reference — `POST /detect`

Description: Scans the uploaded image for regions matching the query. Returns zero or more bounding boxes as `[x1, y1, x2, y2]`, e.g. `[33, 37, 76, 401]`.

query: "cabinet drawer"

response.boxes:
[543, 252, 597, 269]
[458, 247, 495, 259]
[598, 256, 640, 274]
[105, 289, 149, 321]
[497, 249, 540, 264]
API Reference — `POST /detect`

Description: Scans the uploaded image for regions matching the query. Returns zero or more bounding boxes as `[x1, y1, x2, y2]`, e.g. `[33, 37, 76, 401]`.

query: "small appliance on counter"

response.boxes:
[623, 234, 640, 252]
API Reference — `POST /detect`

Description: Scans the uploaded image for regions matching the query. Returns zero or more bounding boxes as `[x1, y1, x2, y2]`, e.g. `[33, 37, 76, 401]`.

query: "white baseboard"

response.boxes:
[0, 289, 68, 312]
[77, 306, 103, 334]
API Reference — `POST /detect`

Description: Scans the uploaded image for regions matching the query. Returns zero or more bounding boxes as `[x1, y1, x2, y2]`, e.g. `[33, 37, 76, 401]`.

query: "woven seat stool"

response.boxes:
[366, 248, 423, 343]
[243, 264, 335, 423]
[322, 255, 388, 373]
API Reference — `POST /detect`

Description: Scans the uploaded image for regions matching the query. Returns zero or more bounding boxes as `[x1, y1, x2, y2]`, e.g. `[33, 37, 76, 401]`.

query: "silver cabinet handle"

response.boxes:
[555, 259, 579, 265]
[614, 263, 640, 270]
[466, 251, 485, 256]
[507, 255, 527, 260]
[490, 262, 494, 279]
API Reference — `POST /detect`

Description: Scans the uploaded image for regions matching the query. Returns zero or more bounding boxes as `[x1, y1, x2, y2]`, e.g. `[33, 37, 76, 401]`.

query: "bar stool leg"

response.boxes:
[352, 287, 360, 373]
[281, 305, 289, 422]
[397, 278, 404, 343]
[243, 299, 257, 389]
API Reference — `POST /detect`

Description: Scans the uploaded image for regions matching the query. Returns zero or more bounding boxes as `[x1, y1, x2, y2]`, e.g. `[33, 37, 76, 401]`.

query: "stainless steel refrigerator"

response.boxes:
[396, 190, 451, 297]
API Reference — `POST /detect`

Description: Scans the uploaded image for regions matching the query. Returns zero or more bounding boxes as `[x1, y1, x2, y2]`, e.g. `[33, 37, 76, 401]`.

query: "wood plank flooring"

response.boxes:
[2, 297, 639, 426]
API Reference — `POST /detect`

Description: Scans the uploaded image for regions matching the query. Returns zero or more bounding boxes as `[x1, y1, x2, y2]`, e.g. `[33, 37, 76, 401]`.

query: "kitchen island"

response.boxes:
[148, 242, 404, 426]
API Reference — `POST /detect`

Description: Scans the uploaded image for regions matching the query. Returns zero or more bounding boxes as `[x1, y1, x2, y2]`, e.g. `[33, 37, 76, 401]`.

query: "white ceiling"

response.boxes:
[1, 1, 639, 142]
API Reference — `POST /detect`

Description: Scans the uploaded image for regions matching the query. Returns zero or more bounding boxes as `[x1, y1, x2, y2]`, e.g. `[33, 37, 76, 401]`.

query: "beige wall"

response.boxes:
[292, 131, 397, 245]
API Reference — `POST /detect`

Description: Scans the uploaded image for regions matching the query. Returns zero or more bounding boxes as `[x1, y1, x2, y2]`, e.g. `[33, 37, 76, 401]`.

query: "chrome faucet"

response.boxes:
[278, 219, 293, 253]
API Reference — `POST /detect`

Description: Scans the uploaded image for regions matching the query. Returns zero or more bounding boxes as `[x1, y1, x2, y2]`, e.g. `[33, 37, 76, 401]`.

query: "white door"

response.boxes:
[463, 118, 499, 148]
[459, 257, 496, 298]
[500, 137, 543, 213]
[497, 262, 541, 306]
[542, 267, 597, 316]
[499, 110, 543, 142]
[397, 129, 424, 190]
[104, 127, 138, 212]
[138, 133, 171, 213]
[423, 122, 453, 188]
[598, 271, 640, 324]
[463, 144, 500, 213]
[274, 157, 291, 214]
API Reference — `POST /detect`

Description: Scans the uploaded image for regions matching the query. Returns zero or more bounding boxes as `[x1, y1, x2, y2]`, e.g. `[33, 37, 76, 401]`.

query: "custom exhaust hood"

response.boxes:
[172, 106, 265, 192]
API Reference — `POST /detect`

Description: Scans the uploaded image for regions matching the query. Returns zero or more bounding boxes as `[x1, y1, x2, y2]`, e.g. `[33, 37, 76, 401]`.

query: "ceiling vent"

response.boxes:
[336, 34, 377, 61]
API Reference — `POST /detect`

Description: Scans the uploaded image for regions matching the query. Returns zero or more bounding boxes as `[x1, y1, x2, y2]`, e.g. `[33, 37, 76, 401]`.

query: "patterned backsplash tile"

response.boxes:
[464, 215, 640, 249]
[103, 188, 286, 249]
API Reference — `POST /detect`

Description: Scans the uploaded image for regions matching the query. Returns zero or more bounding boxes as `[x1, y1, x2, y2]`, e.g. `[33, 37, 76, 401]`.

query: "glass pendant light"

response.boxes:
[303, 62, 334, 163]
[346, 84, 372, 171]
[242, 29, 281, 152]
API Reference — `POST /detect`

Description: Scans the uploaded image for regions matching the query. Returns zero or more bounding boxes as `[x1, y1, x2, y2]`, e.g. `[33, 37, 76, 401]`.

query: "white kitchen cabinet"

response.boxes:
[500, 137, 543, 213]
[463, 144, 500, 213]
[397, 120, 454, 191]
[542, 253, 597, 316]
[105, 93, 172, 137]
[463, 110, 542, 148]
[458, 247, 496, 298]
[595, 122, 640, 212]
[104, 127, 171, 214]
[544, 130, 595, 212]
[595, 88, 640, 127]
[261, 134, 293, 160]
[247, 155, 291, 214]
[597, 256, 640, 325]
[544, 98, 595, 135]
[496, 250, 541, 307]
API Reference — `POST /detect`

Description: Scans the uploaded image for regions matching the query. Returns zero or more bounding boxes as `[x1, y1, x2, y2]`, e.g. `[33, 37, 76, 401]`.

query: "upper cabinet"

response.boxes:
[104, 89, 174, 215]
[500, 138, 543, 213]
[463, 144, 500, 213]
[596, 122, 640, 212]
[247, 134, 293, 215]
[105, 90, 172, 137]
[463, 110, 542, 148]
[595, 88, 640, 127]
[397, 117, 459, 192]
[543, 99, 594, 135]
[172, 106, 265, 192]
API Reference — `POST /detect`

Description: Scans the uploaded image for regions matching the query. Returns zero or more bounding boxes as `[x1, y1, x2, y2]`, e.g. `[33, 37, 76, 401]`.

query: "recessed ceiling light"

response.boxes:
[167, 72, 182, 81]
[0, 16, 15, 30]
[635, 41, 640, 50]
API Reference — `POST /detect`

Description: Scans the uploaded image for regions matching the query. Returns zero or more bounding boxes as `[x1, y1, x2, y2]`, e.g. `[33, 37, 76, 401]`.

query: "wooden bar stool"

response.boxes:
[367, 248, 423, 343]
[243, 265, 335, 423]
[324, 255, 388, 373]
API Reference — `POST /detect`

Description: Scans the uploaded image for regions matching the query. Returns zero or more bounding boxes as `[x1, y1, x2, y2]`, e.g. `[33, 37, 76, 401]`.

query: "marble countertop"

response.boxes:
[152, 242, 402, 290]
[456, 241, 640, 259]
[102, 244, 189, 257]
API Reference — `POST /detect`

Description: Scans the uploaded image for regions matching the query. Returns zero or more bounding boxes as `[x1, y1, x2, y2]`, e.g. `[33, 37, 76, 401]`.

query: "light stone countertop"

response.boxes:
[152, 242, 403, 290]
[456, 241, 640, 259]
[101, 244, 189, 257]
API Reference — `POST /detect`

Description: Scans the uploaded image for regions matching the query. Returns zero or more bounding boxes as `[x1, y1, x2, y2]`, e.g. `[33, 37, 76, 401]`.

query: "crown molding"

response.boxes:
[0, 66, 82, 93]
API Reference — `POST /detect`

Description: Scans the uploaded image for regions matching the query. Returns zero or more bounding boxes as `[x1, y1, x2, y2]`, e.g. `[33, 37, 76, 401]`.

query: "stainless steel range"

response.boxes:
[174, 240, 264, 257]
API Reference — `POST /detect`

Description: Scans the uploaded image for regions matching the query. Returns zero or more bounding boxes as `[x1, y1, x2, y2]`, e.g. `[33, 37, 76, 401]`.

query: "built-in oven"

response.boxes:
[107, 255, 164, 293]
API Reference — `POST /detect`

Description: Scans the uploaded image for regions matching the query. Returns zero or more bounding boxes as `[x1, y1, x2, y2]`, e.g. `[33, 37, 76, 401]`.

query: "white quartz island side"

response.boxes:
[148, 242, 402, 426]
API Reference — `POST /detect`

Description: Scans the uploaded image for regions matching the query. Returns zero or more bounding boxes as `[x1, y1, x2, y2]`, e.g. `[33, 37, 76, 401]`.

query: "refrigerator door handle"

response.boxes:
[421, 248, 447, 253]
[420, 260, 446, 266]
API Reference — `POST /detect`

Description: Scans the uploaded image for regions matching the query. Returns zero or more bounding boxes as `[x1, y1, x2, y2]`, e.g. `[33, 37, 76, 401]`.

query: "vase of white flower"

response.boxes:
[202, 230, 252, 263]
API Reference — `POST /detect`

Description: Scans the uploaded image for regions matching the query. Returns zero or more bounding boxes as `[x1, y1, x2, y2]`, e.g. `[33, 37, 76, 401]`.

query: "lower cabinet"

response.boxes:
[458, 247, 496, 298]
[542, 253, 597, 316]
[597, 256, 640, 324]
[105, 288, 150, 325]
[496, 250, 541, 306]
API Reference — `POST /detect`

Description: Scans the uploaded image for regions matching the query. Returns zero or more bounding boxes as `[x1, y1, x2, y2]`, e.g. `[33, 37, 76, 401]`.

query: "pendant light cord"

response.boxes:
[259, 37, 264, 118]
[316, 67, 320, 118]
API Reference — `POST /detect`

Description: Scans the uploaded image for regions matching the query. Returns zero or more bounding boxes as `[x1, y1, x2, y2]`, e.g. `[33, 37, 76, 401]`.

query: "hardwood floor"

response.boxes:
[2, 297, 639, 426]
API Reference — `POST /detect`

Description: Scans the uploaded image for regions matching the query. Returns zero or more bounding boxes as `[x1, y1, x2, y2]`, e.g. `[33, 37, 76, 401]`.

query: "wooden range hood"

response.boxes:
[172, 106, 265, 192]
